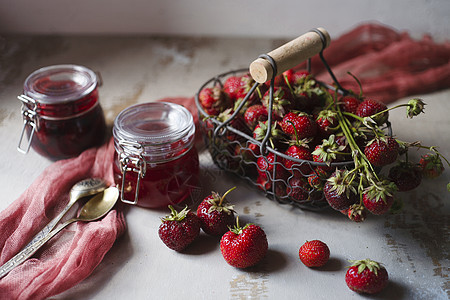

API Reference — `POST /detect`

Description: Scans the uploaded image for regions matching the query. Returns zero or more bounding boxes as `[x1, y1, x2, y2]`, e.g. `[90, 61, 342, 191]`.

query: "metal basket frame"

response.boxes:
[195, 42, 390, 211]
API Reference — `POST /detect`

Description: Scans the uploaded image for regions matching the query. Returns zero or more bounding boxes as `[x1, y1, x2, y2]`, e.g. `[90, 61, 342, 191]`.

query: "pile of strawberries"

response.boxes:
[197, 68, 448, 221]
[158, 189, 390, 295]
[158, 188, 268, 269]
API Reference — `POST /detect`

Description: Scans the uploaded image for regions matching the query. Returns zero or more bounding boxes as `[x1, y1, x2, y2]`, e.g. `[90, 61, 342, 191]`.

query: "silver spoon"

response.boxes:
[0, 186, 119, 279]
[25, 178, 108, 247]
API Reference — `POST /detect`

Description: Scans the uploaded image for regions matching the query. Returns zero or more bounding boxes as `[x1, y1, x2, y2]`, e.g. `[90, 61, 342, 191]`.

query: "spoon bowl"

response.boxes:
[0, 186, 119, 279]
[76, 186, 120, 221]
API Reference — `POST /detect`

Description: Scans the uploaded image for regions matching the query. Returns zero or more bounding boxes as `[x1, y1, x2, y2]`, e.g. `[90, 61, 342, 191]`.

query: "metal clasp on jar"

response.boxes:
[17, 94, 39, 154]
[118, 140, 147, 205]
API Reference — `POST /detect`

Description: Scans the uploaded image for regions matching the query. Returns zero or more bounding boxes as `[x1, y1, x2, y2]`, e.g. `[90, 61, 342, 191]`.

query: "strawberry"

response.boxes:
[217, 108, 251, 140]
[283, 144, 313, 176]
[252, 121, 286, 150]
[356, 99, 388, 125]
[220, 218, 268, 268]
[244, 104, 268, 130]
[256, 173, 272, 191]
[362, 179, 397, 215]
[197, 187, 236, 236]
[312, 135, 348, 172]
[158, 205, 201, 252]
[287, 177, 310, 202]
[224, 75, 251, 100]
[388, 161, 422, 191]
[225, 74, 261, 107]
[292, 75, 323, 112]
[315, 110, 338, 137]
[347, 204, 367, 222]
[339, 95, 361, 115]
[364, 137, 399, 167]
[261, 86, 293, 118]
[198, 86, 231, 116]
[323, 169, 358, 211]
[280, 112, 317, 139]
[345, 259, 389, 294]
[298, 240, 330, 267]
[283, 69, 310, 88]
[419, 153, 445, 178]
[307, 168, 328, 191]
[257, 152, 286, 181]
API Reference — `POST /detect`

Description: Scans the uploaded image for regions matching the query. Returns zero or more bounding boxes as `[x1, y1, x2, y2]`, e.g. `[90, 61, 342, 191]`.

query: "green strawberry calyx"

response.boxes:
[228, 216, 252, 235]
[406, 98, 426, 118]
[348, 259, 383, 275]
[363, 178, 398, 203]
[207, 187, 236, 215]
[327, 169, 357, 198]
[162, 205, 190, 222]
[312, 135, 347, 165]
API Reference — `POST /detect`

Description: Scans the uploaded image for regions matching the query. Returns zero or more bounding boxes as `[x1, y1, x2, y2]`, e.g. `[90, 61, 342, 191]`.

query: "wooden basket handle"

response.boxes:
[249, 28, 330, 83]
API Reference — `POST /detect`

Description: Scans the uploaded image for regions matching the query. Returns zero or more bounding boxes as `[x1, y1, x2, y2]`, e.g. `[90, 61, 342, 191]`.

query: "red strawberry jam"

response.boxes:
[113, 102, 200, 208]
[18, 65, 106, 160]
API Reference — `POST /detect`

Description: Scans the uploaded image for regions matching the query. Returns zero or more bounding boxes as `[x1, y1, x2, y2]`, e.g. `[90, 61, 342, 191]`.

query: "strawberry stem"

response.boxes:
[219, 186, 237, 206]
[346, 71, 364, 99]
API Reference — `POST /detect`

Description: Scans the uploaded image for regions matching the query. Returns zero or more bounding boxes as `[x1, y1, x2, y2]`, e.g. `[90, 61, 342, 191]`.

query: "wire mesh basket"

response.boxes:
[195, 28, 389, 211]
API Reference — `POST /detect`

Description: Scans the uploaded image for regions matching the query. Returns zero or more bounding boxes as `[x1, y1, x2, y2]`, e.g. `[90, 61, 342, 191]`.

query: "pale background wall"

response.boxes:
[0, 0, 449, 41]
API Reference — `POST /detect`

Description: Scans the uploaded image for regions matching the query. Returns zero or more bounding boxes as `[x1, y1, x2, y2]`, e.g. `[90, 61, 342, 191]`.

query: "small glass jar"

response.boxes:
[17, 64, 106, 160]
[113, 102, 200, 208]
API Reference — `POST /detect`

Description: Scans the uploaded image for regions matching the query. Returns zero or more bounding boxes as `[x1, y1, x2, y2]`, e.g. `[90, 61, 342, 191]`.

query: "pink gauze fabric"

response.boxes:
[0, 138, 126, 300]
[303, 23, 450, 104]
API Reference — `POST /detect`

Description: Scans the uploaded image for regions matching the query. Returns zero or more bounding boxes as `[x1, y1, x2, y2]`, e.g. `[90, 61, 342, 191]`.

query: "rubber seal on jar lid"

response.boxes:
[23, 64, 97, 104]
[113, 102, 195, 160]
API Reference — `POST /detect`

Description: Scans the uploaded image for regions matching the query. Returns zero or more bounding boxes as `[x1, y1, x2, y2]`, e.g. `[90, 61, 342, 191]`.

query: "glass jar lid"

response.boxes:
[113, 102, 196, 162]
[23, 64, 97, 104]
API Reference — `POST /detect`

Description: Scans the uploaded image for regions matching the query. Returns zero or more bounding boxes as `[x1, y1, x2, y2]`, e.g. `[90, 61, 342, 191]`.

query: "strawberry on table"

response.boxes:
[158, 205, 201, 252]
[220, 218, 268, 268]
[345, 259, 389, 294]
[298, 240, 330, 267]
[388, 161, 422, 192]
[197, 187, 236, 236]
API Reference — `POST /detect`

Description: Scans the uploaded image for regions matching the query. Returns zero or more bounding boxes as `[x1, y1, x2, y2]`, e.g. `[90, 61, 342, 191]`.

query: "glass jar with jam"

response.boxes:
[113, 102, 200, 208]
[17, 64, 106, 160]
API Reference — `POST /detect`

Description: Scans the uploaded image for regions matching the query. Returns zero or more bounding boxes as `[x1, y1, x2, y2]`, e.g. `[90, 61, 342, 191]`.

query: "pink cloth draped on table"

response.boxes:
[0, 139, 126, 299]
[311, 23, 450, 104]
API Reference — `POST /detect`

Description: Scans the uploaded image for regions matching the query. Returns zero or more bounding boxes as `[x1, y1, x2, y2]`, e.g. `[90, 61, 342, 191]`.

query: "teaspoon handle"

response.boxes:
[0, 219, 75, 279]
[24, 199, 76, 248]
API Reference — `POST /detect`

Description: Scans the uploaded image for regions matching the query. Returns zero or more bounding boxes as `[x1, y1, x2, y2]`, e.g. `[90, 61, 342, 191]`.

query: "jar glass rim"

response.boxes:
[23, 64, 97, 104]
[113, 102, 195, 147]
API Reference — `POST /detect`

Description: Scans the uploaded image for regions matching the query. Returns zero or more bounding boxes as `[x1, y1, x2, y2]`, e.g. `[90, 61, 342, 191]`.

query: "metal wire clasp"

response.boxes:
[118, 140, 147, 205]
[17, 95, 38, 154]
